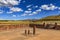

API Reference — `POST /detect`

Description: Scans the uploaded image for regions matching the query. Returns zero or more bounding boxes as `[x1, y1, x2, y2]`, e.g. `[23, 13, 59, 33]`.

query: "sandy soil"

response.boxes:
[0, 28, 60, 40]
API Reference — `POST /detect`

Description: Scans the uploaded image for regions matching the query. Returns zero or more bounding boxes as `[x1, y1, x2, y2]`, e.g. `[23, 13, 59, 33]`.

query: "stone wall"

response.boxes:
[0, 24, 29, 31]
[0, 23, 60, 31]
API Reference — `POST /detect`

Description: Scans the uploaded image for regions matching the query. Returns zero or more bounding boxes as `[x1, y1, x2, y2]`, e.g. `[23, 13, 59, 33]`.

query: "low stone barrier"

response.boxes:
[0, 24, 29, 31]
[0, 23, 60, 31]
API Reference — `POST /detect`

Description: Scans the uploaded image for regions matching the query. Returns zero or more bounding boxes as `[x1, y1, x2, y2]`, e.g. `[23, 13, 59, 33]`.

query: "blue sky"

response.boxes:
[0, 0, 60, 20]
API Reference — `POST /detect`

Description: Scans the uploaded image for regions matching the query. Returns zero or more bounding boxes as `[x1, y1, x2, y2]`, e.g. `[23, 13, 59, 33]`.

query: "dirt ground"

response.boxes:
[0, 27, 60, 40]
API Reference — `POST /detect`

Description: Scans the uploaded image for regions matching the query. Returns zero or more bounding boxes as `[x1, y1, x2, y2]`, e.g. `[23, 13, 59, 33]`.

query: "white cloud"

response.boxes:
[32, 9, 41, 14]
[29, 14, 33, 16]
[0, 0, 21, 6]
[28, 8, 32, 10]
[58, 7, 60, 10]
[32, 12, 37, 14]
[7, 11, 13, 14]
[29, 9, 41, 16]
[0, 11, 3, 14]
[21, 13, 27, 16]
[35, 6, 38, 8]
[36, 9, 41, 12]
[12, 15, 16, 17]
[10, 7, 23, 12]
[24, 10, 32, 13]
[21, 10, 32, 16]
[27, 5, 32, 8]
[33, 5, 39, 8]
[0, 10, 3, 14]
[29, 11, 39, 16]
[40, 4, 58, 10]
[22, 9, 41, 16]
[0, 0, 22, 13]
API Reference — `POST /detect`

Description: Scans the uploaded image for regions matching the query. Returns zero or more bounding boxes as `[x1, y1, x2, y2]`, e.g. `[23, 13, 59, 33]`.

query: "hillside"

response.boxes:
[33, 15, 60, 24]
[37, 15, 60, 21]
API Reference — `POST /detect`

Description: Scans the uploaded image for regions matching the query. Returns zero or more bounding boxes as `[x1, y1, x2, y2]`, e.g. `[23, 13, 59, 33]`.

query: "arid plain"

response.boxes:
[0, 27, 60, 40]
